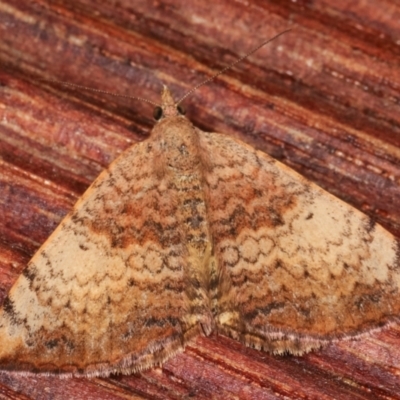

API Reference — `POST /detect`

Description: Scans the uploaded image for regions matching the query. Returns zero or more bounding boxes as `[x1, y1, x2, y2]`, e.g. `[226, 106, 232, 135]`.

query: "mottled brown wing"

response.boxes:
[0, 138, 198, 377]
[199, 130, 400, 355]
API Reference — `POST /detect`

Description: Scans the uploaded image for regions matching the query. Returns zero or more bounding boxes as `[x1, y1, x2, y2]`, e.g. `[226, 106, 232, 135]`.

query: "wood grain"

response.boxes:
[0, 0, 400, 398]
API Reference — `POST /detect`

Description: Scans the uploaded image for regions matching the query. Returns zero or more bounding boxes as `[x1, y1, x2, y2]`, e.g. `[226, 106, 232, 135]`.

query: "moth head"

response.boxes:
[154, 86, 186, 121]
[153, 104, 185, 121]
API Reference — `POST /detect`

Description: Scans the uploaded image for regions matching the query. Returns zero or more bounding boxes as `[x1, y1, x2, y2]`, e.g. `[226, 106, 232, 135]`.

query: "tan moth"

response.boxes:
[0, 31, 399, 377]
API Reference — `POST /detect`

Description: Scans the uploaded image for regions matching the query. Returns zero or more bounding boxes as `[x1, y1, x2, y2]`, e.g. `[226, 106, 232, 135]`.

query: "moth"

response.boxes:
[0, 31, 399, 378]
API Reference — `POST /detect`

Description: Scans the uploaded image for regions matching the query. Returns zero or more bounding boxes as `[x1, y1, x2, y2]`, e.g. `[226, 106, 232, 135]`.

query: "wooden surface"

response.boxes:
[1, 0, 400, 398]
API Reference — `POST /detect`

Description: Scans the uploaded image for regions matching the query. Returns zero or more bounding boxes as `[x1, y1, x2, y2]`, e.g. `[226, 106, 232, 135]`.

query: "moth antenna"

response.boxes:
[40, 79, 160, 107]
[176, 28, 292, 106]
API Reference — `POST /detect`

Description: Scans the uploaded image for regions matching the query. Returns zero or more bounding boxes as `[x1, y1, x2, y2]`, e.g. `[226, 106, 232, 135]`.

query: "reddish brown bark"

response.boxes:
[1, 0, 400, 398]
